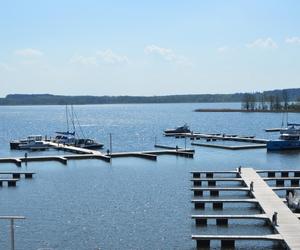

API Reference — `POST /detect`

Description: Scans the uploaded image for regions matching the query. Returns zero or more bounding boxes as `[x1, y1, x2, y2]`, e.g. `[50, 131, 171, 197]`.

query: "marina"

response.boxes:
[0, 104, 299, 249]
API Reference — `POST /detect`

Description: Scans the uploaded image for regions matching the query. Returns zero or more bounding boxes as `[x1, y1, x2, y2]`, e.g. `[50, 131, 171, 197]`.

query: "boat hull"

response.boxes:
[267, 140, 300, 151]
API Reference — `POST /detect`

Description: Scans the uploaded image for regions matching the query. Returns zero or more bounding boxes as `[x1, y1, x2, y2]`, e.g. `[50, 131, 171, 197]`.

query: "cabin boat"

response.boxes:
[10, 135, 44, 150]
[164, 124, 192, 134]
[74, 138, 104, 149]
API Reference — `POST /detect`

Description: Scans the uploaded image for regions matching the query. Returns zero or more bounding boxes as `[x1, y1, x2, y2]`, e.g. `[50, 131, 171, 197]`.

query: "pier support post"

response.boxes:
[206, 173, 213, 178]
[194, 181, 202, 187]
[195, 203, 205, 209]
[208, 180, 216, 186]
[216, 218, 228, 226]
[8, 181, 16, 187]
[276, 180, 284, 187]
[210, 190, 219, 196]
[196, 218, 207, 226]
[221, 240, 235, 248]
[193, 173, 201, 178]
[294, 172, 300, 177]
[281, 172, 289, 177]
[213, 202, 223, 209]
[268, 172, 275, 177]
[24, 173, 33, 179]
[12, 173, 20, 179]
[197, 240, 210, 249]
[291, 179, 299, 187]
[194, 190, 203, 196]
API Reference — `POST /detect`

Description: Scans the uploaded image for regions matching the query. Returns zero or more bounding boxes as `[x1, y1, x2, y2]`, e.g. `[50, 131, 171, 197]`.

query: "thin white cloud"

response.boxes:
[14, 48, 44, 57]
[246, 38, 278, 49]
[145, 44, 192, 66]
[70, 49, 129, 66]
[285, 37, 300, 45]
[96, 49, 129, 64]
[217, 46, 229, 53]
[70, 55, 97, 65]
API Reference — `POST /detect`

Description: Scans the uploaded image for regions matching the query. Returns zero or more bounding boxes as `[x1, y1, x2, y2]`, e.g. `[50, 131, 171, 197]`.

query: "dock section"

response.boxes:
[190, 168, 300, 249]
[165, 132, 268, 144]
[241, 168, 300, 250]
[0, 144, 194, 166]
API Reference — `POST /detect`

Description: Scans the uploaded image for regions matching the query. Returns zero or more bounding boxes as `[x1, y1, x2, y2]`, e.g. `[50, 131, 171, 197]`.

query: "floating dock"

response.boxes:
[191, 142, 266, 150]
[165, 132, 268, 144]
[0, 144, 194, 166]
[190, 168, 300, 249]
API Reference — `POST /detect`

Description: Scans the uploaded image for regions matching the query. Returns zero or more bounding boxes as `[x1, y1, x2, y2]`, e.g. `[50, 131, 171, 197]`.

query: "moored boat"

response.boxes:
[74, 138, 104, 149]
[164, 124, 191, 134]
[267, 123, 300, 151]
[10, 135, 44, 150]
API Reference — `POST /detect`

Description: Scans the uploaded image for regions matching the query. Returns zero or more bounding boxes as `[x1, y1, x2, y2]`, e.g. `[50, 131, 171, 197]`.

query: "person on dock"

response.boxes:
[250, 181, 254, 192]
[238, 166, 241, 174]
[272, 212, 278, 226]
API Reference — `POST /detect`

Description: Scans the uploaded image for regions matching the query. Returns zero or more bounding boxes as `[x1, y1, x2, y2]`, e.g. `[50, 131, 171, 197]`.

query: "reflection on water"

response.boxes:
[0, 104, 299, 249]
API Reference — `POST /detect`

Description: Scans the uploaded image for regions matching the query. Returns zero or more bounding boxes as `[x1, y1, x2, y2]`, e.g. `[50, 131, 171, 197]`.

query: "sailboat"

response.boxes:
[53, 105, 104, 149]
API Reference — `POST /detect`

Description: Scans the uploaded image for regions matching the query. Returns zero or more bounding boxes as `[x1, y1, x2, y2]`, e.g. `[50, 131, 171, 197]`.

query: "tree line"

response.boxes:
[241, 90, 300, 111]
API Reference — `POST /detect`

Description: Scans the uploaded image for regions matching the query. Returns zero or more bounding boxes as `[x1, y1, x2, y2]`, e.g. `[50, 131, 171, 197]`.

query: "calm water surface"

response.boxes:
[0, 103, 299, 250]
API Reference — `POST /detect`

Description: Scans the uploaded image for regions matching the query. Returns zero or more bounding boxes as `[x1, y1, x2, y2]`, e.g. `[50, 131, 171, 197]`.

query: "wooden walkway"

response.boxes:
[241, 168, 300, 250]
[0, 144, 194, 166]
[190, 168, 300, 249]
[191, 142, 266, 150]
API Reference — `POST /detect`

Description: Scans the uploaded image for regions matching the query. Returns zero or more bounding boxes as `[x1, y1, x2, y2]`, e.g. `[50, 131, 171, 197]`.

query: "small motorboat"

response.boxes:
[74, 138, 104, 149]
[164, 124, 192, 134]
[10, 135, 44, 150]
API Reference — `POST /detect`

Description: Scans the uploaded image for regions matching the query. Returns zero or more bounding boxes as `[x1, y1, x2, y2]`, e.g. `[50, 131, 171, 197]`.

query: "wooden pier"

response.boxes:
[190, 168, 300, 249]
[0, 144, 194, 166]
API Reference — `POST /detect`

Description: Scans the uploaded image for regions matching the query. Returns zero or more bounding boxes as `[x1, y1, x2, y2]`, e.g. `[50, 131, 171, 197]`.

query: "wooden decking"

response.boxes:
[190, 168, 300, 249]
[241, 168, 300, 250]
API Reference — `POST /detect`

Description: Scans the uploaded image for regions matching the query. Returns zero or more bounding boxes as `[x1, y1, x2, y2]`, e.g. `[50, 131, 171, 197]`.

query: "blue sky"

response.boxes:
[0, 0, 299, 96]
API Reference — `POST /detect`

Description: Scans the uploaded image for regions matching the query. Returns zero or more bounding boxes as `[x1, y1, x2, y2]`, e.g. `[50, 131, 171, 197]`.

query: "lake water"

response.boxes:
[0, 103, 299, 250]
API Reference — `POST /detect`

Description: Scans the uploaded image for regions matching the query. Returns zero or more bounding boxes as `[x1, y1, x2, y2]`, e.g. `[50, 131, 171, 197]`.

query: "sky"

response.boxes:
[0, 0, 300, 97]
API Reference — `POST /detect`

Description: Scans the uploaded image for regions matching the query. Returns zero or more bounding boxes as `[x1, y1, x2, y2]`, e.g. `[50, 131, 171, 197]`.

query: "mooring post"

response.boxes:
[24, 152, 28, 166]
[10, 219, 15, 250]
[109, 133, 112, 154]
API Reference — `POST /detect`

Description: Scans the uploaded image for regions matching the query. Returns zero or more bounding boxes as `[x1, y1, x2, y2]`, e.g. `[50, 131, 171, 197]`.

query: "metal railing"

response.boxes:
[0, 216, 25, 250]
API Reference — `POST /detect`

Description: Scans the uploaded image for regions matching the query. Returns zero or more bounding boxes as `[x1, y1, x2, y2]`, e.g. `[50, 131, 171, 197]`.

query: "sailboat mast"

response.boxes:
[71, 105, 76, 137]
[66, 105, 69, 133]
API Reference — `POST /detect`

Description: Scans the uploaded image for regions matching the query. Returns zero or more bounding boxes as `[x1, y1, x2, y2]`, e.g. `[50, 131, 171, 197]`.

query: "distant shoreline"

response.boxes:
[194, 108, 300, 113]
